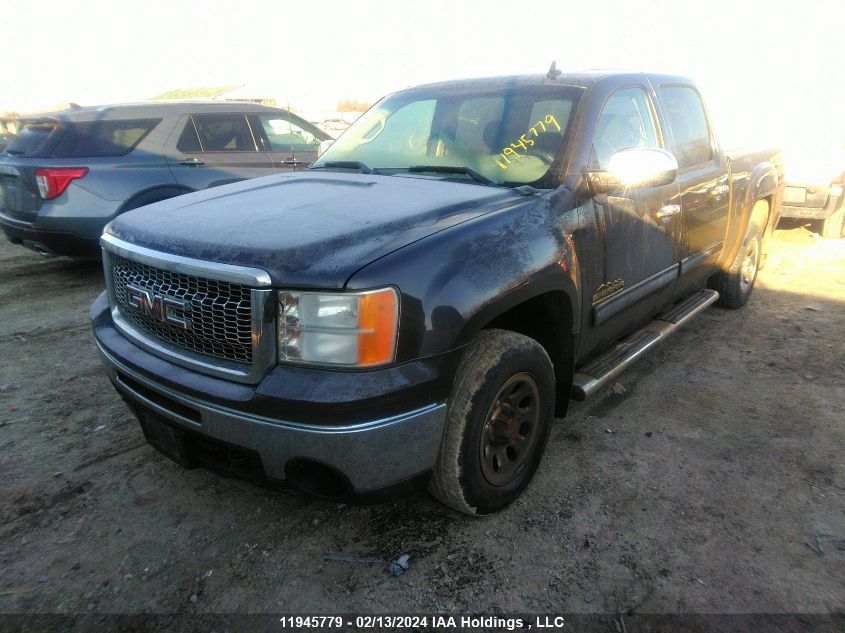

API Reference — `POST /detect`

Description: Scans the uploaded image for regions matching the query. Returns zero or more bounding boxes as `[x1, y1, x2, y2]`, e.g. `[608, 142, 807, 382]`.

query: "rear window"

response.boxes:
[2, 118, 160, 158]
[2, 120, 58, 157]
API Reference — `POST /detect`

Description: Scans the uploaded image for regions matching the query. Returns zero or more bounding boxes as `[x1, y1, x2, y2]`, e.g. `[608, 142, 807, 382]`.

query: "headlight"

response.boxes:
[278, 288, 399, 367]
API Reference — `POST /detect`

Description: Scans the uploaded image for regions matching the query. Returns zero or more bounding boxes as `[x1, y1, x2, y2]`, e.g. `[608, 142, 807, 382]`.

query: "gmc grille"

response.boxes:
[111, 254, 254, 364]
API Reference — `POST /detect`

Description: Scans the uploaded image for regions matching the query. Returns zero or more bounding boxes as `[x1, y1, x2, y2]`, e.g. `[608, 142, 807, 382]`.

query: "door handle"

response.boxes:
[656, 204, 681, 222]
[711, 184, 729, 196]
[282, 158, 304, 166]
[179, 158, 205, 167]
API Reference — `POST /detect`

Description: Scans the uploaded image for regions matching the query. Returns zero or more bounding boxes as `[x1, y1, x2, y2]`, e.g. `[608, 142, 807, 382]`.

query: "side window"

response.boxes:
[593, 87, 659, 169]
[177, 118, 201, 152]
[257, 115, 322, 152]
[658, 86, 712, 168]
[71, 119, 161, 156]
[190, 114, 255, 152]
[8, 118, 160, 158]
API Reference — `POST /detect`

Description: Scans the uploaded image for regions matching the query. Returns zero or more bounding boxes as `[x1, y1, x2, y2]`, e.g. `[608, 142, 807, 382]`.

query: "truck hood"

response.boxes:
[107, 171, 522, 287]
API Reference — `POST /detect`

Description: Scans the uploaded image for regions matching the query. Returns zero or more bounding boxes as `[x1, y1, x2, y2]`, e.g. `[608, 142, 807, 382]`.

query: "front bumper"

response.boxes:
[780, 183, 842, 220]
[91, 292, 454, 494]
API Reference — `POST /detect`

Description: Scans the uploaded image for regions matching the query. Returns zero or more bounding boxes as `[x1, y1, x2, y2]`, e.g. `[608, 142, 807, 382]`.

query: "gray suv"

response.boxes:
[0, 102, 330, 257]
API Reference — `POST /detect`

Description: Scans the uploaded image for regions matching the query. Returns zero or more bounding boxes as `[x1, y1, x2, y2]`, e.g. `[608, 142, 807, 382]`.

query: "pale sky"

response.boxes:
[1, 0, 842, 148]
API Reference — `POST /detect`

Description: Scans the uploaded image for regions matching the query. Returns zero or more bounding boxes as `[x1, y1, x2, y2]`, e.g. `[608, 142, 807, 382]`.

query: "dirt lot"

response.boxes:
[0, 225, 843, 619]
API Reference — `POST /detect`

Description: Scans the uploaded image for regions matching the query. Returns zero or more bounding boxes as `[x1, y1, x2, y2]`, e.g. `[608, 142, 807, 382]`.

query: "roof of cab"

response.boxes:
[403, 69, 695, 92]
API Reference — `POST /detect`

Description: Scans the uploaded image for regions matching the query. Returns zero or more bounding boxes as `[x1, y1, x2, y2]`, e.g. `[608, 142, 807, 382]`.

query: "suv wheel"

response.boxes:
[429, 329, 555, 515]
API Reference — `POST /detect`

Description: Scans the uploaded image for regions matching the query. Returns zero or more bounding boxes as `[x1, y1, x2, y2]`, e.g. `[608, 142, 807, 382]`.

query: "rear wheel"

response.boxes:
[122, 188, 189, 213]
[429, 330, 555, 515]
[708, 223, 762, 309]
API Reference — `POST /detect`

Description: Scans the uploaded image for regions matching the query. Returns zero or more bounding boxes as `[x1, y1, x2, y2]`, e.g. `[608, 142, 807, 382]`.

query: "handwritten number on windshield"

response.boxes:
[494, 114, 561, 170]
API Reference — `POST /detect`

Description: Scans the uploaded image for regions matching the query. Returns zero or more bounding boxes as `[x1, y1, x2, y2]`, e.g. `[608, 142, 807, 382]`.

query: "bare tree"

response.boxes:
[336, 99, 371, 113]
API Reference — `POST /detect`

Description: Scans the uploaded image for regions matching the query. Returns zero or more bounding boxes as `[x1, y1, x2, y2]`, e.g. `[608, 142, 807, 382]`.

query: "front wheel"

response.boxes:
[429, 330, 555, 515]
[708, 224, 762, 309]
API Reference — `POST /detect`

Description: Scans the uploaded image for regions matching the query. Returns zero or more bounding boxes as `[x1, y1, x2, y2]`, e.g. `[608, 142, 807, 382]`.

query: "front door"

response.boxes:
[164, 113, 274, 190]
[580, 86, 682, 354]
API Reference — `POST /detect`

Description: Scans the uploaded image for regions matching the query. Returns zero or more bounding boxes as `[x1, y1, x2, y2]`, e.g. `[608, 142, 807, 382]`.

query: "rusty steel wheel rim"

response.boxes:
[479, 372, 542, 486]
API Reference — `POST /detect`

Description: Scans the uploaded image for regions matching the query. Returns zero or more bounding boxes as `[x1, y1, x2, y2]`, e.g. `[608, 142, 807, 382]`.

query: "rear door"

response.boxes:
[248, 113, 325, 172]
[164, 113, 274, 190]
[656, 85, 730, 281]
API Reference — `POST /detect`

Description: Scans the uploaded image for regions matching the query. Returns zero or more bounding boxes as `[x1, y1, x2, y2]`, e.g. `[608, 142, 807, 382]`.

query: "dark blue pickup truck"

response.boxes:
[91, 69, 783, 514]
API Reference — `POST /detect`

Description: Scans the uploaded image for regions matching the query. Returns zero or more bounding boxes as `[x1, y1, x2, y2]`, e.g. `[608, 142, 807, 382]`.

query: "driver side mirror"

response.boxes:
[317, 139, 334, 157]
[588, 147, 679, 195]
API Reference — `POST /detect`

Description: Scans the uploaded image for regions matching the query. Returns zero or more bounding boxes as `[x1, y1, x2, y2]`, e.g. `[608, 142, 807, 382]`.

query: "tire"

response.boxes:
[820, 203, 845, 239]
[429, 329, 555, 515]
[708, 223, 762, 309]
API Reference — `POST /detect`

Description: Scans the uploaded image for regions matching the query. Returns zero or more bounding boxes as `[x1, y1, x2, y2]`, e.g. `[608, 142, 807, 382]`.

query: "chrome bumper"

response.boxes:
[96, 342, 447, 492]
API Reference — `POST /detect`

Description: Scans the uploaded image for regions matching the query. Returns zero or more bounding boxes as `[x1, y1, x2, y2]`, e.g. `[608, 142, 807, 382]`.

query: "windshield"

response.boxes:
[312, 84, 582, 187]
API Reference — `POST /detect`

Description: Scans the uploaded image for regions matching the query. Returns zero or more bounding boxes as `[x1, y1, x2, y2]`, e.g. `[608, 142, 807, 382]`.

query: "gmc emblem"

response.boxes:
[125, 284, 191, 330]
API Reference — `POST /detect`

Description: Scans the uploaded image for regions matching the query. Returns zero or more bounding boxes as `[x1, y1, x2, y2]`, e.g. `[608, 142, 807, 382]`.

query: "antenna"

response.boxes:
[286, 92, 295, 161]
[546, 61, 562, 80]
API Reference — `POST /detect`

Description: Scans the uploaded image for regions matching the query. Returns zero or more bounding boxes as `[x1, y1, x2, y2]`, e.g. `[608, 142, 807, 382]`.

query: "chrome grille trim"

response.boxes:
[100, 233, 272, 287]
[100, 233, 276, 384]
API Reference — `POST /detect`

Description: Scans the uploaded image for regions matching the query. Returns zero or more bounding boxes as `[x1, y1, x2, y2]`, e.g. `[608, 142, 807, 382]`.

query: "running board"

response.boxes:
[571, 289, 719, 401]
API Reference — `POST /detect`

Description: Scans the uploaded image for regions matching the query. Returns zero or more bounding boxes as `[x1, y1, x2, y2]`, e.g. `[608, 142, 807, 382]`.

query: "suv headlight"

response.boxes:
[278, 288, 399, 367]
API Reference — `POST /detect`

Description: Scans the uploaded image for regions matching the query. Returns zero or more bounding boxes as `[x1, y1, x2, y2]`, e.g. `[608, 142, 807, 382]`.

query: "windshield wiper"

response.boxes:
[311, 161, 374, 174]
[406, 165, 494, 185]
[509, 184, 541, 195]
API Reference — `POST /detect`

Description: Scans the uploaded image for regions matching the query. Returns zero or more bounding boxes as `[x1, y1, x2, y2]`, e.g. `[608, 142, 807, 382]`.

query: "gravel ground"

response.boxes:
[0, 225, 843, 618]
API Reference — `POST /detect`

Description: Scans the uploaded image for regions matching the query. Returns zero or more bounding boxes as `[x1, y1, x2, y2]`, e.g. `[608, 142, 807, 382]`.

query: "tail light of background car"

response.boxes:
[34, 167, 89, 200]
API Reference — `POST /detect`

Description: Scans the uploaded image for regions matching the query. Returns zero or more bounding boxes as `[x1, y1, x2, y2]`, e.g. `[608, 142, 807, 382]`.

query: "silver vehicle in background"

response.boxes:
[0, 102, 330, 257]
[779, 142, 845, 238]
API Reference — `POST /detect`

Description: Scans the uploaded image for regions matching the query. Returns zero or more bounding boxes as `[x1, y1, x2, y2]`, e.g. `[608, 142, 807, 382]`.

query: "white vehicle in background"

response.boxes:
[779, 142, 845, 238]
[306, 111, 363, 139]
[318, 118, 353, 137]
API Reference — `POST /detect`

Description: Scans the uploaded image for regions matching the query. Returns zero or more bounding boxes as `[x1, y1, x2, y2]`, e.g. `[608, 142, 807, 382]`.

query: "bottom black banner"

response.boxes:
[0, 613, 843, 633]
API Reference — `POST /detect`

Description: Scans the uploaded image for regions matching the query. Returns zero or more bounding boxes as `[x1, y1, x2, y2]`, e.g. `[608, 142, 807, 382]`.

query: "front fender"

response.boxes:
[455, 259, 579, 349]
[346, 188, 581, 363]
